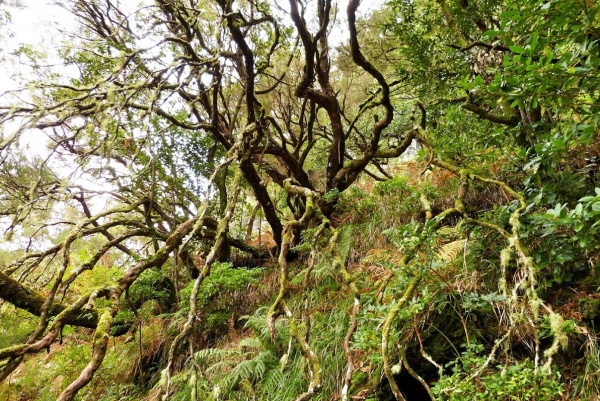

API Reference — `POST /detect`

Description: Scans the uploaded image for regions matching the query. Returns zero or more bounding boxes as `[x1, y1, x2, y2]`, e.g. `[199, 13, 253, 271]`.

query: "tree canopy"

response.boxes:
[1, 0, 600, 400]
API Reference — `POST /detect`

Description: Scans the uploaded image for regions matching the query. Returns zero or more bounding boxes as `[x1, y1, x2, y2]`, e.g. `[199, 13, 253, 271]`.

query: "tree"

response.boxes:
[0, 0, 414, 399]
[1, 0, 600, 400]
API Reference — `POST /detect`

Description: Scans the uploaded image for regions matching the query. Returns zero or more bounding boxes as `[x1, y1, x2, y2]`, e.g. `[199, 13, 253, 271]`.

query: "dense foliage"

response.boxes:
[1, 0, 599, 400]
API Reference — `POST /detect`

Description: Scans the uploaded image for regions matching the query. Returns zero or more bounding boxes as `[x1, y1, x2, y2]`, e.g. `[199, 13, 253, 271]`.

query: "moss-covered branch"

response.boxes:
[267, 189, 316, 338]
[399, 345, 435, 401]
[57, 307, 114, 401]
[0, 270, 99, 329]
[382, 271, 422, 401]
[266, 185, 321, 400]
[431, 151, 564, 372]
[160, 160, 243, 400]
[285, 301, 322, 401]
[0, 286, 110, 361]
[328, 228, 362, 401]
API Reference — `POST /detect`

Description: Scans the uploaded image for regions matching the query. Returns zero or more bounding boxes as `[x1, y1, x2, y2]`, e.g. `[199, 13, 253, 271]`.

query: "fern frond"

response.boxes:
[312, 261, 336, 280]
[435, 239, 466, 262]
[243, 307, 274, 344]
[239, 336, 262, 351]
[243, 307, 290, 345]
[205, 358, 240, 376]
[220, 359, 256, 393]
[436, 226, 457, 237]
[195, 347, 238, 365]
[237, 359, 255, 380]
[261, 368, 284, 395]
[255, 357, 266, 379]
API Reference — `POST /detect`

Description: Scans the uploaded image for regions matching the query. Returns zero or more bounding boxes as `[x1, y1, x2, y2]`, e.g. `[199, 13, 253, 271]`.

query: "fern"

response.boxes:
[238, 336, 262, 350]
[261, 368, 285, 395]
[204, 358, 240, 377]
[218, 349, 279, 394]
[192, 331, 281, 400]
[195, 347, 237, 365]
[312, 260, 337, 280]
[338, 224, 358, 262]
[436, 226, 457, 237]
[243, 307, 289, 346]
[435, 239, 466, 262]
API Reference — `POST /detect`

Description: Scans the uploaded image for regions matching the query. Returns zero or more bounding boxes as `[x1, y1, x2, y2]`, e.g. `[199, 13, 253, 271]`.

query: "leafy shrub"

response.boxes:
[180, 262, 263, 309]
[129, 268, 176, 309]
[433, 353, 563, 401]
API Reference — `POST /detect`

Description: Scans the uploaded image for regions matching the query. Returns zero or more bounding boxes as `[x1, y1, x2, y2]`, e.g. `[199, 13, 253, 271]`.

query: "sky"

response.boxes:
[0, 1, 102, 239]
[0, 0, 385, 147]
[1, 1, 73, 91]
[0, 0, 385, 89]
[0, 1, 74, 158]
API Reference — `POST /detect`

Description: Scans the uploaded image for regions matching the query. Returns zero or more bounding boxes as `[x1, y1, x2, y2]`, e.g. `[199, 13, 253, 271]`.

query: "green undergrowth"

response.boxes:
[4, 160, 600, 401]
[433, 353, 564, 401]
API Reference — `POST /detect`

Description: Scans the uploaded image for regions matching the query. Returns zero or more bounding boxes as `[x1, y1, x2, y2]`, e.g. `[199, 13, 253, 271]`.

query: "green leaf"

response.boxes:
[530, 31, 539, 49]
[483, 30, 499, 40]
[551, 138, 566, 149]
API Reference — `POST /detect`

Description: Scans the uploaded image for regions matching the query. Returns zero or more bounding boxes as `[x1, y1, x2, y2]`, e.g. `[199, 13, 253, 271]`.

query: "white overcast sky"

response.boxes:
[1, 0, 385, 88]
[0, 0, 384, 149]
[1, 1, 73, 91]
